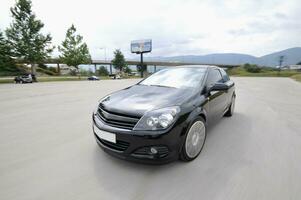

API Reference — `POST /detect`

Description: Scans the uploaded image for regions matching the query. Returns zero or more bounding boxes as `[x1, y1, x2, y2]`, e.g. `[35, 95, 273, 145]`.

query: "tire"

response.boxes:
[180, 117, 206, 162]
[224, 95, 235, 117]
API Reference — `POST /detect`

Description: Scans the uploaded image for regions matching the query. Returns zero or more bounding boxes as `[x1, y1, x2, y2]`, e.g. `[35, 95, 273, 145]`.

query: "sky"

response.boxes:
[0, 0, 301, 60]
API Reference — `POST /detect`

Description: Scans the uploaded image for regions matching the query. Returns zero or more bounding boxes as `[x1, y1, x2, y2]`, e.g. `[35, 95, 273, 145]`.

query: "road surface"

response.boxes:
[0, 78, 301, 200]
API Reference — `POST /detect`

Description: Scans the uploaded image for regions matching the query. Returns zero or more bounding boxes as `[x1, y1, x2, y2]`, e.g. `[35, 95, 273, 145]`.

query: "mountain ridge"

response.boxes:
[143, 47, 301, 67]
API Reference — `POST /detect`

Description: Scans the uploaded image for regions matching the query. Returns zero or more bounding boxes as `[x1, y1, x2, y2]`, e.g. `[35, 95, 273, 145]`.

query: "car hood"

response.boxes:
[101, 84, 194, 116]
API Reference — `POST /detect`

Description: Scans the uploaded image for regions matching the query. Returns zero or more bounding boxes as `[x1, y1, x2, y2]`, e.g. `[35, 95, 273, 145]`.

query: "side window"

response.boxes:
[219, 68, 230, 82]
[206, 69, 223, 88]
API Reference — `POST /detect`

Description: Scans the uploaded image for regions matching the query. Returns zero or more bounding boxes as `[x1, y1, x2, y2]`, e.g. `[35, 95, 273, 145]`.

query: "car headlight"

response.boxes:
[133, 106, 180, 131]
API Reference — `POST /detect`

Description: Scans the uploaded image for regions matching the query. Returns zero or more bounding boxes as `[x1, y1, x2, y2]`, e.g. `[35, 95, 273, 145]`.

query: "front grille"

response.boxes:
[95, 133, 129, 151]
[96, 105, 140, 130]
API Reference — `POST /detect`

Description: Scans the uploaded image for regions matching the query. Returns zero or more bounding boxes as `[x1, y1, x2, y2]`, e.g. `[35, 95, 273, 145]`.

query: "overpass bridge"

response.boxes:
[91, 60, 238, 67]
[18, 58, 240, 75]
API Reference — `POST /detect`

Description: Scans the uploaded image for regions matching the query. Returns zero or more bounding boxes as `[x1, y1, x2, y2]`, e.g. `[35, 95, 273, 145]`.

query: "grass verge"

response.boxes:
[0, 75, 140, 84]
[291, 74, 301, 82]
[227, 67, 301, 82]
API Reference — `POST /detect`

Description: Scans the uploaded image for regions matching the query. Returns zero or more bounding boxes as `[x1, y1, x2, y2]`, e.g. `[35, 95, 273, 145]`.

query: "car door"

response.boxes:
[219, 68, 235, 109]
[205, 68, 227, 121]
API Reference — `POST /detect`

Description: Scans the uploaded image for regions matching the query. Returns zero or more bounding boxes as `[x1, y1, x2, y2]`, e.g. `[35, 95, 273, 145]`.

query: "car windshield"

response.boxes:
[139, 67, 207, 89]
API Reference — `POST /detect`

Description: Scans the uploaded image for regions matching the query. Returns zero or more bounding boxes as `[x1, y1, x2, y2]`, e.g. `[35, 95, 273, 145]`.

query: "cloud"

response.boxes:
[0, 0, 300, 58]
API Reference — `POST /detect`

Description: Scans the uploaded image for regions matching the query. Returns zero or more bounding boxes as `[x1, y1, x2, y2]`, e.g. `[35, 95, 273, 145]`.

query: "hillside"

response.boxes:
[144, 47, 301, 67]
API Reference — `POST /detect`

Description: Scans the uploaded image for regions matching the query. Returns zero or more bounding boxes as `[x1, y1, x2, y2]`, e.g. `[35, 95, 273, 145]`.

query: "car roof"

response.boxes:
[164, 65, 220, 70]
[177, 65, 218, 68]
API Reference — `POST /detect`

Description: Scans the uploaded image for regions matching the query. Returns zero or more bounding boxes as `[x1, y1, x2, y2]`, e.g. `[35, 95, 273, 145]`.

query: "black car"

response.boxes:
[88, 76, 100, 81]
[92, 66, 235, 163]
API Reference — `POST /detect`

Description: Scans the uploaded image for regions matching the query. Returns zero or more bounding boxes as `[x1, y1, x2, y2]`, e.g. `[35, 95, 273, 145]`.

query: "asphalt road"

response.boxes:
[0, 78, 301, 200]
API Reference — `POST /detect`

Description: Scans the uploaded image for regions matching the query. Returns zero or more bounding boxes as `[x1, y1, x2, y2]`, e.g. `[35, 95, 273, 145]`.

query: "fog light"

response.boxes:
[150, 147, 158, 154]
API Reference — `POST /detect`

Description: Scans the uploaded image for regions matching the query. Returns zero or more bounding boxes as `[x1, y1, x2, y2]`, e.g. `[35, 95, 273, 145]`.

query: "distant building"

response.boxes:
[282, 65, 301, 70]
[130, 71, 140, 76]
[58, 64, 77, 75]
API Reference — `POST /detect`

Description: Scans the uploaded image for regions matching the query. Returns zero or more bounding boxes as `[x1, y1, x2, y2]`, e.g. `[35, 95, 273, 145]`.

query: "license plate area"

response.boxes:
[94, 125, 116, 143]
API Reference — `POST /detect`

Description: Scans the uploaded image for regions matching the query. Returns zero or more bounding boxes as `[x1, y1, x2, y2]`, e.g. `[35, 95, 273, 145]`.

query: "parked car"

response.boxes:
[88, 76, 100, 81]
[14, 74, 33, 83]
[92, 66, 235, 164]
[109, 74, 121, 79]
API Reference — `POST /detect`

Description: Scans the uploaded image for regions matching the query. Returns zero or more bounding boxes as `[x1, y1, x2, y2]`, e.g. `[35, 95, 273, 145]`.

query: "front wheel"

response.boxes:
[180, 117, 206, 162]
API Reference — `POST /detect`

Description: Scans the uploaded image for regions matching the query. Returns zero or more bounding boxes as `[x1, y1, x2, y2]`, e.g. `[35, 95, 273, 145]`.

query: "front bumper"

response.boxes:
[92, 114, 187, 164]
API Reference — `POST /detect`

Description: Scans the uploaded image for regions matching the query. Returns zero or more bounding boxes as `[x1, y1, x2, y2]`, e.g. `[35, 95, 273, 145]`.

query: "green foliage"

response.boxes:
[36, 67, 57, 76]
[98, 66, 109, 76]
[111, 49, 126, 72]
[297, 61, 301, 65]
[124, 66, 132, 74]
[243, 63, 262, 73]
[5, 0, 54, 66]
[69, 69, 77, 76]
[59, 24, 91, 70]
[48, 67, 58, 73]
[227, 66, 300, 78]
[0, 30, 25, 76]
[0, 30, 17, 74]
[79, 68, 93, 76]
[38, 63, 48, 69]
[136, 64, 147, 72]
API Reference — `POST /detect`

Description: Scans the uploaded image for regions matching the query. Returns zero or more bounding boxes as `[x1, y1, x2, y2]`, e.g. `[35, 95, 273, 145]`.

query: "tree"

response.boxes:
[5, 0, 54, 74]
[243, 63, 261, 73]
[0, 30, 15, 73]
[59, 24, 91, 79]
[98, 66, 109, 76]
[124, 66, 132, 74]
[296, 61, 301, 65]
[112, 49, 126, 73]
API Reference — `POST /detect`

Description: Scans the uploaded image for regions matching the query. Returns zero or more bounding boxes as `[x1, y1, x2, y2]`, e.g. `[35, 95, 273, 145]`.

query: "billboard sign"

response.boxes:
[131, 39, 152, 54]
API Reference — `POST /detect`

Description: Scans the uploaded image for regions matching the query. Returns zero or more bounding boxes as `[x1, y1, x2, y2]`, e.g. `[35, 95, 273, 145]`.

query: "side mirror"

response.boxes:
[210, 82, 229, 91]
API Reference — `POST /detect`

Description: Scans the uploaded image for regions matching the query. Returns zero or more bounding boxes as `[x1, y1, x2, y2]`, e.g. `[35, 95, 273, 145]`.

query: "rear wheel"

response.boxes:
[180, 117, 206, 161]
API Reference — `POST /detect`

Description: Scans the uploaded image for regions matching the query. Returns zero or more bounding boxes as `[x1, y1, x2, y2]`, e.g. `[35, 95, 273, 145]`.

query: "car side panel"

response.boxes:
[208, 90, 227, 120]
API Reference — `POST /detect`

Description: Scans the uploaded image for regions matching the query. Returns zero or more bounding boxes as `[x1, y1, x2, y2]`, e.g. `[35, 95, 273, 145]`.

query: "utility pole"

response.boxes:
[279, 55, 284, 68]
[278, 55, 285, 75]
[140, 53, 144, 78]
[94, 64, 97, 75]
